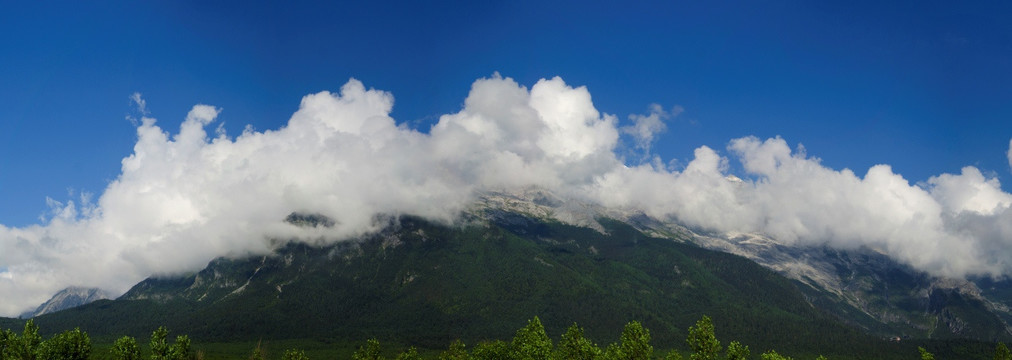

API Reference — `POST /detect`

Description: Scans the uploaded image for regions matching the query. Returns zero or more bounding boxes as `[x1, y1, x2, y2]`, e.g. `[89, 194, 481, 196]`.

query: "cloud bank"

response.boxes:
[1, 75, 1011, 316]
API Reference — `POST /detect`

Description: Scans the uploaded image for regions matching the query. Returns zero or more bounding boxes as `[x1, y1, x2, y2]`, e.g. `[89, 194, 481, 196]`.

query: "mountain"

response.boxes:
[489, 190, 1012, 347]
[475, 188, 1012, 342]
[18, 189, 1011, 358]
[18, 286, 113, 319]
[665, 224, 1012, 341]
[28, 203, 898, 357]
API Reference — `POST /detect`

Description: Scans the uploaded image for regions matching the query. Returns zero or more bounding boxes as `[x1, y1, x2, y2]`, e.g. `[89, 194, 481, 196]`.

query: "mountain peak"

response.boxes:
[20, 286, 113, 319]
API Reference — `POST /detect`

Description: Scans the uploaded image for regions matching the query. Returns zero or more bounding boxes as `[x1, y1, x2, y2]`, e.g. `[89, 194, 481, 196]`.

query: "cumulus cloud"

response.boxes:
[588, 136, 1012, 277]
[0, 74, 1011, 316]
[0, 75, 622, 315]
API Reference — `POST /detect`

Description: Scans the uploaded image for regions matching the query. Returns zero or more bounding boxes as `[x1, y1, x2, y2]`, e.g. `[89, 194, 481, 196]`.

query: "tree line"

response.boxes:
[2, 315, 1011, 359]
[349, 316, 805, 360]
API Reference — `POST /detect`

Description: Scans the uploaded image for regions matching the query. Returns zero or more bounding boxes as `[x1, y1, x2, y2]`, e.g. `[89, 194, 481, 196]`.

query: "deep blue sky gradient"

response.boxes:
[2, 1, 1011, 226]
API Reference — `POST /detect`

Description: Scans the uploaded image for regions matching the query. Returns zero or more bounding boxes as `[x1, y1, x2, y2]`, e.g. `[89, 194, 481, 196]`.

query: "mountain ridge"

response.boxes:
[26, 208, 901, 358]
[470, 188, 1012, 341]
[18, 286, 113, 319]
[7, 189, 1011, 359]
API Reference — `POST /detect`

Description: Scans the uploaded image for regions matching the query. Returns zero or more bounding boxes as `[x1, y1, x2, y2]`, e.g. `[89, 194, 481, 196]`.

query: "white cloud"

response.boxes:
[0, 75, 623, 316]
[586, 136, 1012, 278]
[130, 92, 147, 115]
[928, 167, 1012, 215]
[1, 75, 1011, 316]
[621, 103, 679, 157]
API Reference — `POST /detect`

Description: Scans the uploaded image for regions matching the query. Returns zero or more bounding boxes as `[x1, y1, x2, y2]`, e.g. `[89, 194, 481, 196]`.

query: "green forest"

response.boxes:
[2, 315, 1009, 360]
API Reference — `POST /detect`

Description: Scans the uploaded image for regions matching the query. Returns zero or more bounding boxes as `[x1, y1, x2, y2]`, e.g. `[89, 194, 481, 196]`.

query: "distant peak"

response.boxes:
[20, 286, 113, 319]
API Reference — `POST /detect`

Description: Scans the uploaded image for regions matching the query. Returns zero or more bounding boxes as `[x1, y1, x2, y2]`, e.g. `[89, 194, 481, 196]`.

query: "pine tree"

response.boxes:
[687, 316, 720, 360]
[511, 317, 553, 360]
[618, 321, 653, 360]
[556, 323, 601, 360]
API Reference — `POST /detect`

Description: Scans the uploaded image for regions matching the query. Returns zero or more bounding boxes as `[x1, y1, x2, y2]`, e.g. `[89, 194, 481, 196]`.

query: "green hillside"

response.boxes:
[17, 213, 926, 358]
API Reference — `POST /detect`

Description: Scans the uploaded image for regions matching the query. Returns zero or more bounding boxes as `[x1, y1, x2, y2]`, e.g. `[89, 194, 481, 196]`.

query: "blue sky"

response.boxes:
[5, 1, 1012, 315]
[2, 1, 1011, 226]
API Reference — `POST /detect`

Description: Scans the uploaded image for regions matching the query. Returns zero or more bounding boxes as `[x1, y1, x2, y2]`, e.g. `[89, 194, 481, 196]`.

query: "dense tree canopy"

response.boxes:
[4, 314, 1012, 359]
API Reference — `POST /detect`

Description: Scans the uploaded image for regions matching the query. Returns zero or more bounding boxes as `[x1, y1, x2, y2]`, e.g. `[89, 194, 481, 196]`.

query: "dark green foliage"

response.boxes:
[149, 327, 190, 360]
[0, 322, 90, 360]
[556, 323, 600, 360]
[150, 327, 170, 360]
[997, 343, 1012, 360]
[909, 339, 1012, 360]
[760, 350, 793, 360]
[602, 342, 623, 359]
[725, 341, 749, 360]
[687, 315, 720, 360]
[249, 342, 266, 360]
[0, 328, 13, 360]
[663, 349, 684, 360]
[11, 319, 42, 360]
[37, 327, 91, 360]
[438, 339, 467, 360]
[394, 346, 421, 360]
[170, 335, 190, 359]
[471, 340, 510, 360]
[510, 316, 552, 360]
[282, 348, 310, 360]
[111, 336, 141, 360]
[6, 314, 1012, 360]
[352, 338, 383, 360]
[615, 321, 653, 360]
